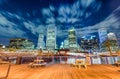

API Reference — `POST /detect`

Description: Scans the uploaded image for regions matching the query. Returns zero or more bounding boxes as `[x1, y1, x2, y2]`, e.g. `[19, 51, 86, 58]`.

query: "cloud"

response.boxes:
[0, 0, 6, 4]
[0, 26, 27, 37]
[81, 0, 95, 7]
[0, 14, 15, 26]
[41, 0, 102, 30]
[76, 6, 120, 39]
[36, 0, 103, 37]
[49, 5, 55, 11]
[57, 29, 68, 37]
[37, 25, 46, 34]
[0, 11, 46, 39]
[47, 5, 120, 45]
[0, 11, 46, 38]
[46, 17, 55, 24]
[57, 0, 102, 23]
[4, 12, 22, 20]
[23, 21, 46, 35]
[42, 8, 54, 18]
[0, 12, 27, 38]
[0, 13, 23, 35]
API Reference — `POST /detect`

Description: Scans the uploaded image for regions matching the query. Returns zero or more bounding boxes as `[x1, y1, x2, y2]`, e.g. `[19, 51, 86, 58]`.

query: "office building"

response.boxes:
[101, 33, 119, 52]
[63, 38, 69, 49]
[98, 28, 108, 44]
[98, 28, 108, 51]
[37, 33, 45, 49]
[80, 35, 99, 51]
[46, 26, 56, 51]
[9, 38, 34, 49]
[68, 27, 78, 52]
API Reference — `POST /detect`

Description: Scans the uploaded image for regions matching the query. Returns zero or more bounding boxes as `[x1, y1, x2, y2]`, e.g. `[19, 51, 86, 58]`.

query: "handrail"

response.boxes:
[0, 52, 35, 57]
[0, 61, 11, 79]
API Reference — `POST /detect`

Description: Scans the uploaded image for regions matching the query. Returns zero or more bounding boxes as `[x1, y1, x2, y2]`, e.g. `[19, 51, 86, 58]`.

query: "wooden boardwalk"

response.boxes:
[0, 64, 120, 79]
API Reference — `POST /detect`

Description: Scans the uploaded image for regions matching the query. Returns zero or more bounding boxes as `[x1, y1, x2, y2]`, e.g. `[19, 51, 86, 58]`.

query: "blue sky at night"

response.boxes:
[0, 0, 120, 46]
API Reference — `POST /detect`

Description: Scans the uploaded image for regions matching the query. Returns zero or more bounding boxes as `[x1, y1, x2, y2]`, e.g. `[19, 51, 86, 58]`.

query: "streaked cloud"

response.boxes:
[0, 14, 15, 26]
[0, 4, 119, 39]
[76, 6, 120, 38]
[0, 0, 119, 46]
[42, 0, 102, 28]
[46, 17, 55, 24]
[23, 21, 46, 35]
[0, 12, 27, 38]
[42, 8, 54, 18]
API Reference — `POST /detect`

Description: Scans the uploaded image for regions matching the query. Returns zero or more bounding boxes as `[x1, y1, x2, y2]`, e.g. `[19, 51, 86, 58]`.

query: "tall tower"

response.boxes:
[46, 26, 56, 51]
[107, 33, 119, 51]
[98, 28, 107, 52]
[63, 38, 69, 49]
[98, 28, 108, 51]
[37, 33, 45, 49]
[98, 28, 108, 44]
[107, 33, 117, 40]
[80, 35, 99, 51]
[68, 27, 77, 52]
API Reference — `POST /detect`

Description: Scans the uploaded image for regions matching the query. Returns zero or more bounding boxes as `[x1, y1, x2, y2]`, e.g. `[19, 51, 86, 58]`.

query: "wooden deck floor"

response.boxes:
[0, 64, 120, 79]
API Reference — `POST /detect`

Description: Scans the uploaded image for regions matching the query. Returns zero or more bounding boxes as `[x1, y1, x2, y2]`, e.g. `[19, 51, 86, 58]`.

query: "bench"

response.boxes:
[32, 62, 47, 67]
[71, 59, 87, 69]
[28, 60, 47, 68]
[114, 61, 120, 67]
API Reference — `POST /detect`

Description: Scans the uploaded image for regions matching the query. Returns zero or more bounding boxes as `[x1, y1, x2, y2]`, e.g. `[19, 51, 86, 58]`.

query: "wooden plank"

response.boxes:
[0, 64, 120, 79]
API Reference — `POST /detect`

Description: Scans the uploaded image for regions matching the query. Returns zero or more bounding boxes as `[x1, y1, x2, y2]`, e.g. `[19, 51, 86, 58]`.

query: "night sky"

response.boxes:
[0, 0, 120, 47]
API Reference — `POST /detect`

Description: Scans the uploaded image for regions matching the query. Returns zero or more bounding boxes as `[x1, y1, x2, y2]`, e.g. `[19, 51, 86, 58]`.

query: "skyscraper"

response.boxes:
[107, 33, 117, 40]
[98, 28, 108, 44]
[68, 27, 78, 52]
[107, 33, 119, 51]
[63, 38, 69, 49]
[98, 28, 108, 51]
[80, 35, 99, 51]
[37, 33, 45, 49]
[46, 26, 56, 51]
[60, 42, 64, 49]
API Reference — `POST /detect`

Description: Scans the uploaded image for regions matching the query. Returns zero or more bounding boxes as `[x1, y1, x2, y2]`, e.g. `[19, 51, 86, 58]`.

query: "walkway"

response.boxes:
[0, 64, 120, 79]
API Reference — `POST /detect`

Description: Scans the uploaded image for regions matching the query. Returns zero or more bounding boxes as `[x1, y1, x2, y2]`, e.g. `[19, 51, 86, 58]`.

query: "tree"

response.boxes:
[116, 49, 120, 56]
[104, 40, 112, 55]
[38, 49, 42, 56]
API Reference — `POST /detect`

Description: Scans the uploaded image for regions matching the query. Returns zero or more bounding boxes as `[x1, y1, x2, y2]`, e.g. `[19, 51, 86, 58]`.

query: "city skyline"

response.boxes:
[0, 0, 120, 46]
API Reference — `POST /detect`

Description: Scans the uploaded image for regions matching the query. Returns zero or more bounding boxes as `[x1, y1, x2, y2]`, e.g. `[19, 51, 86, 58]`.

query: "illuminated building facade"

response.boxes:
[46, 26, 56, 51]
[98, 28, 108, 44]
[98, 28, 108, 51]
[9, 38, 34, 49]
[107, 33, 117, 41]
[80, 35, 99, 51]
[22, 39, 34, 49]
[0, 44, 5, 49]
[63, 38, 69, 49]
[101, 33, 119, 52]
[60, 42, 64, 49]
[68, 27, 78, 52]
[37, 33, 45, 49]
